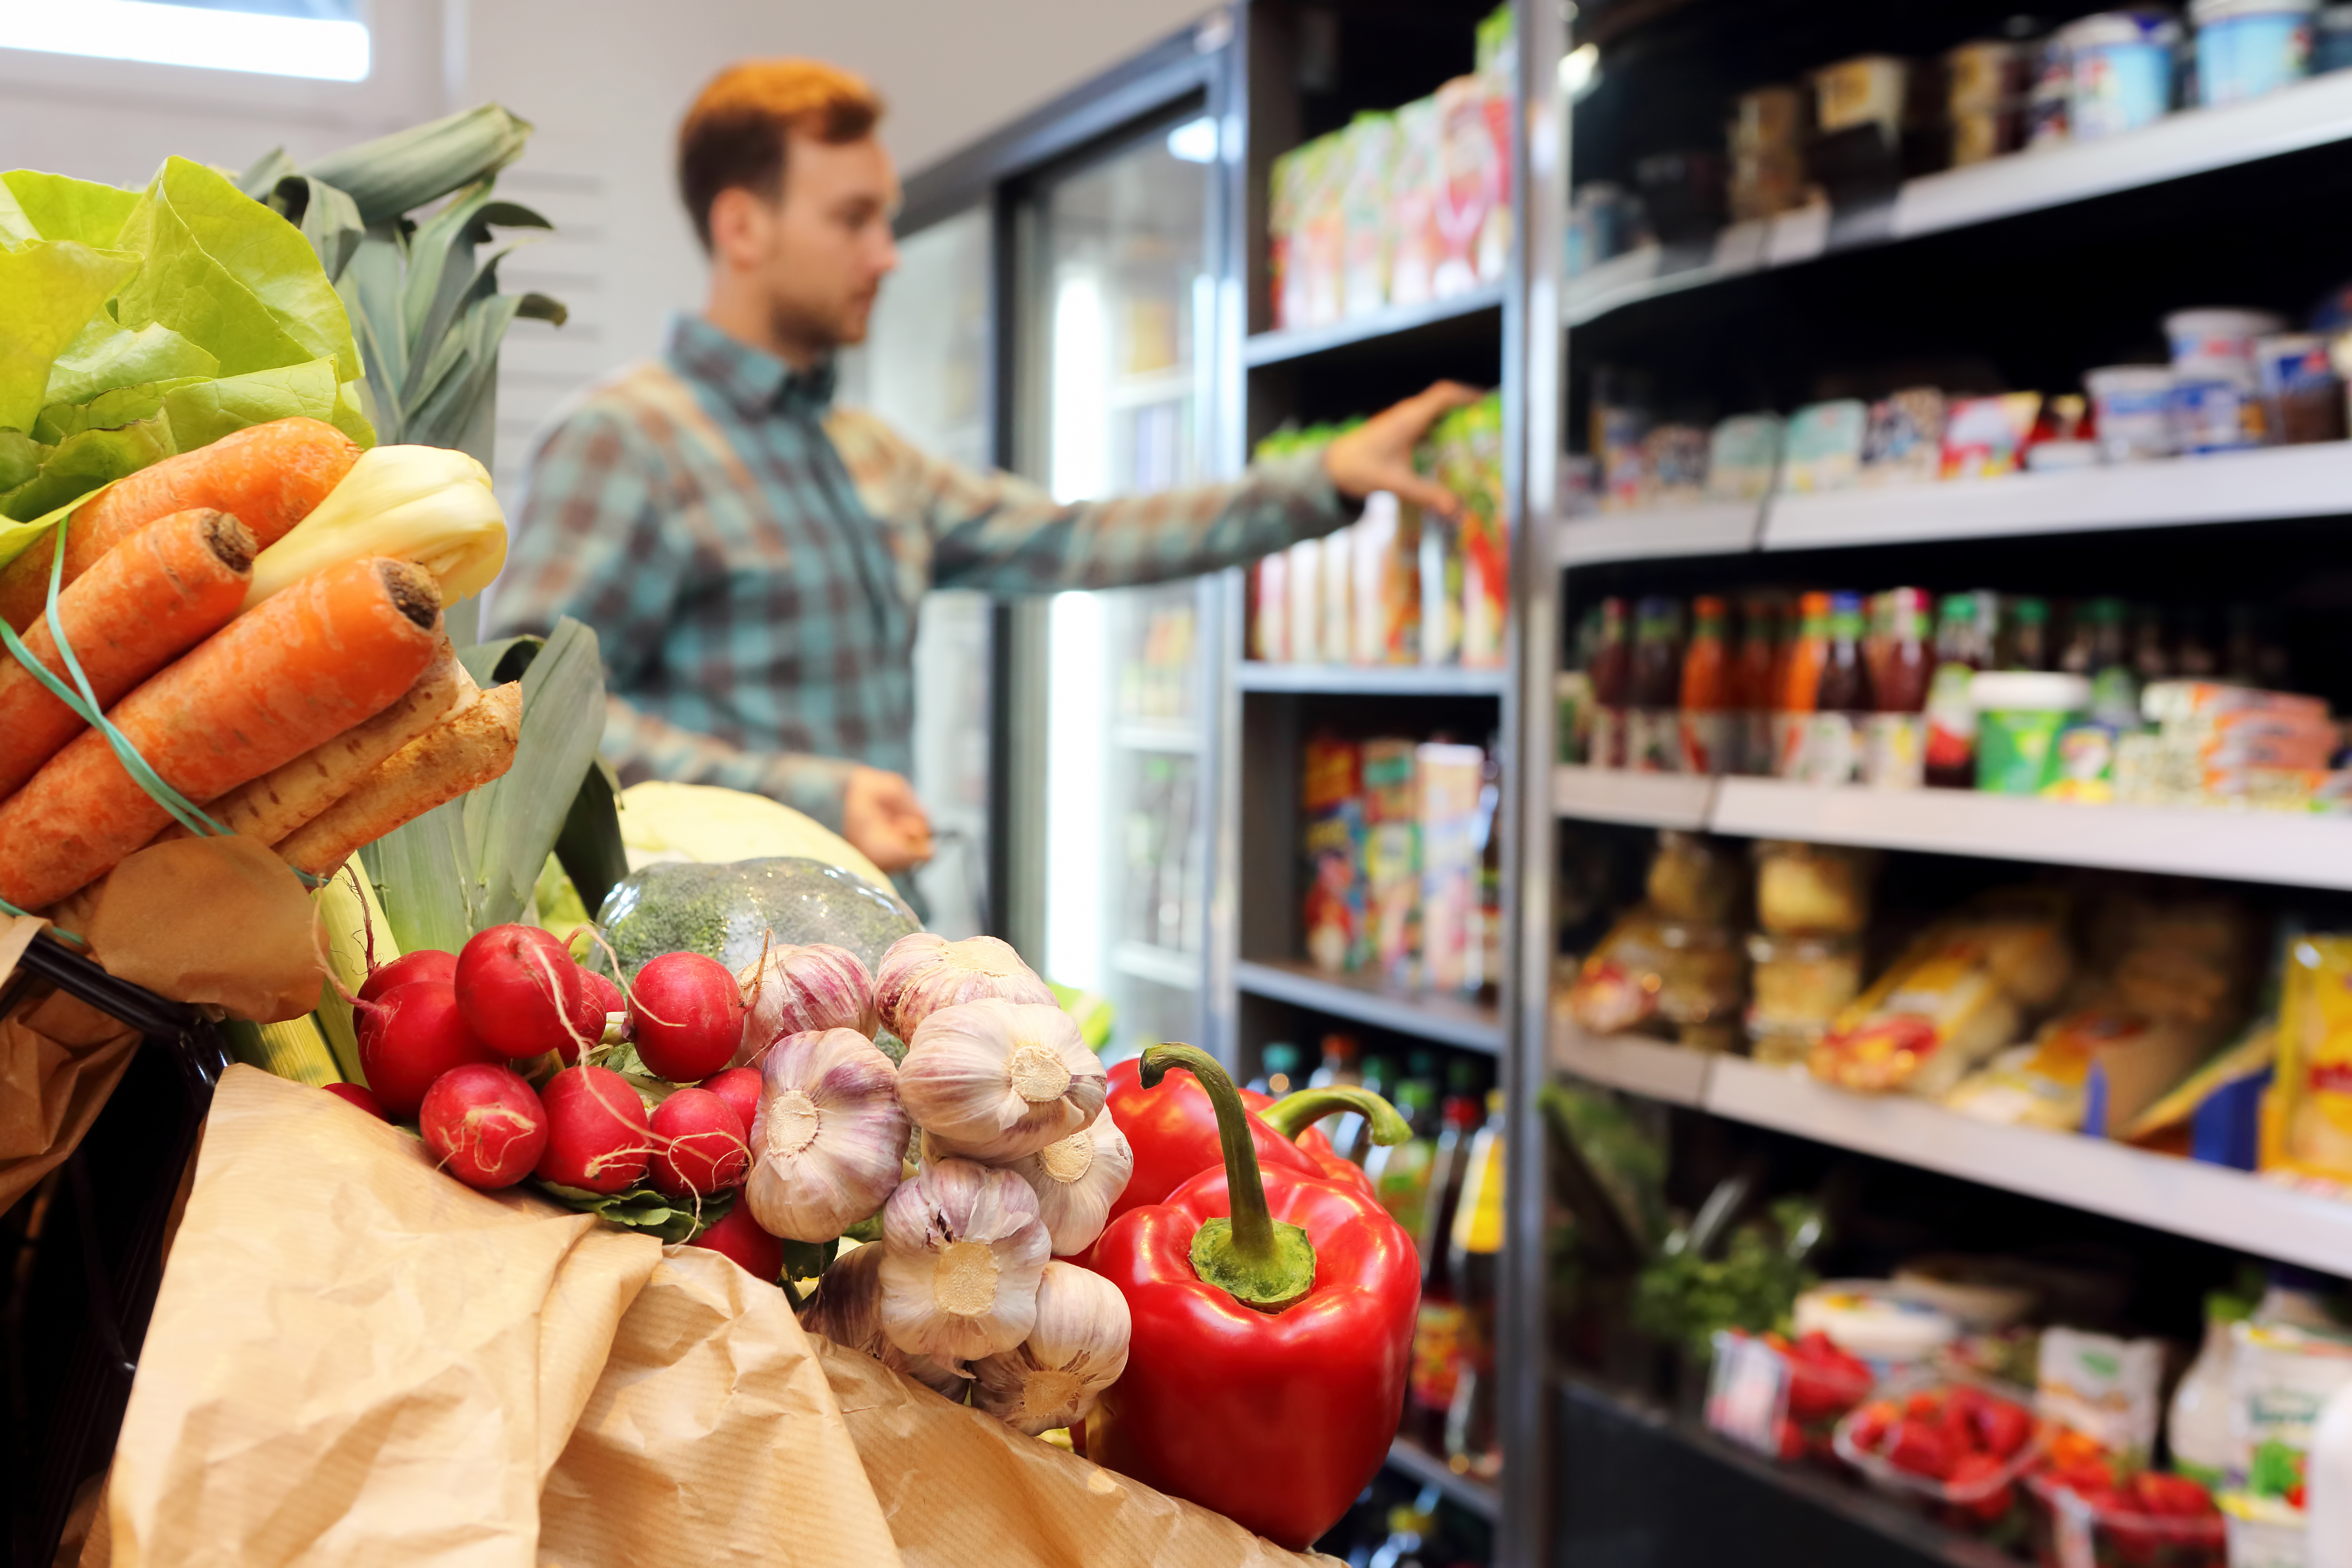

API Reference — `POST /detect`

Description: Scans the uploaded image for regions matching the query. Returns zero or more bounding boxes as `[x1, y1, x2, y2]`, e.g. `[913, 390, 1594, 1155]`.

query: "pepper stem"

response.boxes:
[1140, 1044, 1316, 1312]
[1258, 1085, 1412, 1148]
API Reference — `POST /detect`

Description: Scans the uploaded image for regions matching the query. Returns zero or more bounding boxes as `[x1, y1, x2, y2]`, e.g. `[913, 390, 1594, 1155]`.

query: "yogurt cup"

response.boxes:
[2086, 364, 2178, 459]
[1972, 672, 2092, 795]
[2062, 11, 2183, 138]
[2193, 0, 2316, 105]
[2165, 306, 2288, 368]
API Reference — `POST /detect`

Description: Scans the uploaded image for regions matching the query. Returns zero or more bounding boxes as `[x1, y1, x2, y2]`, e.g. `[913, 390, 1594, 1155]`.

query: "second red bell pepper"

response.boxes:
[1086, 1045, 1419, 1550]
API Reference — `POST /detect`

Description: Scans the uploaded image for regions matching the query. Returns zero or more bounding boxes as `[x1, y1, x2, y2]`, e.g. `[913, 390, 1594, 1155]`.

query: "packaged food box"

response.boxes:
[1781, 400, 1868, 492]
[1418, 742, 1487, 991]
[2025, 1470, 2226, 1568]
[1338, 110, 1397, 320]
[1642, 423, 1710, 505]
[1835, 1370, 2045, 1537]
[1302, 737, 1368, 972]
[1350, 492, 1421, 665]
[2267, 938, 2352, 1184]
[1860, 388, 1947, 485]
[1387, 95, 1444, 307]
[2038, 1325, 2167, 1457]
[1706, 413, 1782, 500]
[1942, 393, 2042, 479]
[1433, 73, 1508, 298]
[1362, 738, 1420, 985]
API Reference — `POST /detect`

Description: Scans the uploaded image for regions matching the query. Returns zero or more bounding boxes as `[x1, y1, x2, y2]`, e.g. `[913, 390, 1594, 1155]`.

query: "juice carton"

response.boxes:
[1363, 738, 1421, 984]
[1339, 111, 1397, 319]
[1320, 520, 1354, 664]
[1388, 96, 1445, 307]
[1418, 742, 1487, 991]
[1285, 131, 1347, 327]
[1423, 393, 1509, 667]
[1433, 74, 1508, 298]
[1351, 492, 1422, 664]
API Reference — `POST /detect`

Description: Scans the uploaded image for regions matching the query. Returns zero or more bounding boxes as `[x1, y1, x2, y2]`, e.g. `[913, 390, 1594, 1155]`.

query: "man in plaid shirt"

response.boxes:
[489, 58, 1471, 873]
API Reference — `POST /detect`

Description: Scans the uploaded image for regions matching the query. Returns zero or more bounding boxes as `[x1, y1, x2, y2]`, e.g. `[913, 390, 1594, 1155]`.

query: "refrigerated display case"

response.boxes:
[1016, 116, 1223, 1057]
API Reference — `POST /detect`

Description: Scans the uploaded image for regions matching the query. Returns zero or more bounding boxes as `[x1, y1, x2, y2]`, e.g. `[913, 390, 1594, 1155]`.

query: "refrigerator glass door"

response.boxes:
[1019, 117, 1220, 1059]
[837, 205, 993, 938]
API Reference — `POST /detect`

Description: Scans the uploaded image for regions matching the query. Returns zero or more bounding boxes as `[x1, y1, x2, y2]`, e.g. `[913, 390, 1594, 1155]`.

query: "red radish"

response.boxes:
[533, 1064, 654, 1194]
[420, 1065, 548, 1189]
[690, 1200, 782, 1282]
[359, 980, 502, 1119]
[358, 949, 457, 1006]
[455, 924, 604, 1062]
[649, 1087, 750, 1198]
[581, 967, 626, 1020]
[700, 1066, 761, 1138]
[323, 1081, 387, 1119]
[628, 951, 746, 1081]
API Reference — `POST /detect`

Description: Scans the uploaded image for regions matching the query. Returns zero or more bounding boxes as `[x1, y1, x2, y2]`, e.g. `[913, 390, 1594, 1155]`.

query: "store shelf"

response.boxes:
[1243, 284, 1504, 368]
[1235, 958, 1504, 1053]
[1557, 500, 1762, 566]
[1709, 775, 2352, 891]
[1763, 441, 2352, 553]
[1385, 1436, 1499, 1519]
[1549, 1017, 2352, 1276]
[1562, 70, 2352, 331]
[1111, 719, 1201, 753]
[1111, 940, 1200, 990]
[1551, 766, 1713, 829]
[1236, 662, 1507, 696]
[1104, 365, 1194, 411]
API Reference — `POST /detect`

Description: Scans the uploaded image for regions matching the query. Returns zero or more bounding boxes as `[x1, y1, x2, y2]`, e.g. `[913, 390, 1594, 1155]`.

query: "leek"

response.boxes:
[244, 443, 507, 610]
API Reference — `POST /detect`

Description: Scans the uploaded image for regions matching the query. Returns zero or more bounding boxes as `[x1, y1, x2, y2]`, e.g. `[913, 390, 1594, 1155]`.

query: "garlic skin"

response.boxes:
[744, 1029, 910, 1243]
[875, 933, 1055, 1041]
[1005, 1107, 1134, 1256]
[801, 1240, 967, 1401]
[734, 942, 880, 1064]
[968, 1261, 1131, 1436]
[879, 1158, 1050, 1361]
[898, 999, 1107, 1163]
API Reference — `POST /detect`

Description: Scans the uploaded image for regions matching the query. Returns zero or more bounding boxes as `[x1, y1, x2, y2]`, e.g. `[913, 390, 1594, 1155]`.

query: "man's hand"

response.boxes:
[842, 765, 934, 873]
[1322, 380, 1486, 517]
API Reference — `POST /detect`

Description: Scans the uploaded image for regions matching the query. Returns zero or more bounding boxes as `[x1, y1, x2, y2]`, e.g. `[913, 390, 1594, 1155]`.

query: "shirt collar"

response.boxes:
[663, 313, 836, 417]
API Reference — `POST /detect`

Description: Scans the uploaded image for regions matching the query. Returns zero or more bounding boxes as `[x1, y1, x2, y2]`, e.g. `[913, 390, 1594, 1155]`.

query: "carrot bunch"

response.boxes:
[0, 416, 523, 929]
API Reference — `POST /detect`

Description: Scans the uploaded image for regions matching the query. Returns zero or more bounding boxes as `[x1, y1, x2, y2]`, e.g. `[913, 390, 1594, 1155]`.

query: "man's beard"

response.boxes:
[769, 292, 874, 356]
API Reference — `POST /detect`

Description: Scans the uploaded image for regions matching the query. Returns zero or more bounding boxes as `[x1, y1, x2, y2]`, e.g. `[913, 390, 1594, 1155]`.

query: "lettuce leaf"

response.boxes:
[0, 240, 140, 435]
[161, 357, 351, 450]
[2, 170, 140, 249]
[0, 413, 173, 523]
[43, 319, 218, 410]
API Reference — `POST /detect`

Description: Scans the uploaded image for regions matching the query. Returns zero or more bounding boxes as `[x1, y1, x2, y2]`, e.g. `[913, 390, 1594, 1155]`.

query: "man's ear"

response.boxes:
[707, 185, 773, 267]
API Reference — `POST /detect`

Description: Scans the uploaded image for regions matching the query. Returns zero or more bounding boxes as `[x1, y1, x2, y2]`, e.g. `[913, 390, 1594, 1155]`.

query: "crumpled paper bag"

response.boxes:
[85, 837, 324, 1023]
[0, 913, 141, 1212]
[105, 1067, 1326, 1568]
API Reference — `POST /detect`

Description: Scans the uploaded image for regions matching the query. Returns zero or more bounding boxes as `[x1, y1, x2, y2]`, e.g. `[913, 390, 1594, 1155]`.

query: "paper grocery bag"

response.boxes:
[537, 1248, 902, 1568]
[108, 1067, 664, 1568]
[0, 913, 141, 1212]
[818, 1339, 1327, 1568]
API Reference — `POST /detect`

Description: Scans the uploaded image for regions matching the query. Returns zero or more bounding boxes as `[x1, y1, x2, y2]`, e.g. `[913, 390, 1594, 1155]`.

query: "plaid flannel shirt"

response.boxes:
[487, 314, 1351, 830]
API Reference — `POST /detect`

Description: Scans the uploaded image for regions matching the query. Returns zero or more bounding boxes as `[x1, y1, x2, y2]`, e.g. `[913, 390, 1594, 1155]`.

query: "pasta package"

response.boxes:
[2263, 935, 2352, 1183]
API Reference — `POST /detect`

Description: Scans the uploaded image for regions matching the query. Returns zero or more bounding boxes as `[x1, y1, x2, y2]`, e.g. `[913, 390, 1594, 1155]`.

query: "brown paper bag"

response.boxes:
[109, 1067, 663, 1568]
[0, 914, 141, 1212]
[817, 1340, 1329, 1568]
[85, 837, 325, 1023]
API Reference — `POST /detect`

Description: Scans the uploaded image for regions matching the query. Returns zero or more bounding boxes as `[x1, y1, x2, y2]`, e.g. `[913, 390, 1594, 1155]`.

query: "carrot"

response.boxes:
[161, 642, 478, 848]
[0, 508, 256, 799]
[276, 681, 523, 878]
[0, 556, 441, 911]
[0, 417, 361, 633]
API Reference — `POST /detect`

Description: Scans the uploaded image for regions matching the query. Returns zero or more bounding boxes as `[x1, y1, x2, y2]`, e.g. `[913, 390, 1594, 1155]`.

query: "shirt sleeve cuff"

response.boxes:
[760, 753, 862, 833]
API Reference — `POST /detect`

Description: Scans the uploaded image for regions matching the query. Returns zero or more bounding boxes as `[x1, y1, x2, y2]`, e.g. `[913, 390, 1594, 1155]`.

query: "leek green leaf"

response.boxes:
[299, 104, 532, 226]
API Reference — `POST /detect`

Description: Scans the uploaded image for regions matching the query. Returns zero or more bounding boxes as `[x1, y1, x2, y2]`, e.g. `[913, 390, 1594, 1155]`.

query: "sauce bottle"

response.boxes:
[2003, 595, 2051, 670]
[1775, 591, 1832, 778]
[1628, 596, 1684, 773]
[1733, 594, 1784, 776]
[1925, 591, 1994, 789]
[1864, 586, 1931, 788]
[1677, 595, 1732, 775]
[2081, 596, 2142, 731]
[1809, 591, 1869, 784]
[1589, 597, 1630, 768]
[2132, 604, 2171, 684]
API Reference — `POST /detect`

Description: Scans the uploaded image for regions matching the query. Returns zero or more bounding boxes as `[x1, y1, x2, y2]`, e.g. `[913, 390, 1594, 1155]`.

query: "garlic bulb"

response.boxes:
[968, 1261, 1131, 1436]
[1005, 1107, 1134, 1256]
[801, 1240, 967, 1401]
[898, 999, 1107, 1162]
[875, 932, 1055, 1041]
[744, 1028, 910, 1242]
[734, 942, 880, 1064]
[879, 1158, 1049, 1361]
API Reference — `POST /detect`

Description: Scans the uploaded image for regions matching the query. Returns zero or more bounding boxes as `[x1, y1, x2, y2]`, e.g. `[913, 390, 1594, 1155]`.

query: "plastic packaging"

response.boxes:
[1973, 671, 2094, 795]
[1648, 830, 1742, 923]
[1942, 393, 2042, 479]
[2025, 1472, 2227, 1568]
[2086, 364, 2179, 460]
[1754, 840, 1874, 936]
[2193, 0, 2317, 106]
[1796, 1281, 1962, 1373]
[1834, 1368, 2045, 1535]
[2040, 1326, 2168, 1455]
[2268, 936, 2352, 1184]
[1747, 931, 1864, 1051]
[2062, 11, 2183, 139]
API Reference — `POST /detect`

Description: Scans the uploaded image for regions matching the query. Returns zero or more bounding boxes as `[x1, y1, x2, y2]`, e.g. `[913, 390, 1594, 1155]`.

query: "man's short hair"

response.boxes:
[678, 58, 884, 251]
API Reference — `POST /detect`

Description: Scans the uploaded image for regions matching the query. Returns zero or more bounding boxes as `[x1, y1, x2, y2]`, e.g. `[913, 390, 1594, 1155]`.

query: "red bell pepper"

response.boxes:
[1086, 1045, 1419, 1550]
[1098, 1056, 1401, 1227]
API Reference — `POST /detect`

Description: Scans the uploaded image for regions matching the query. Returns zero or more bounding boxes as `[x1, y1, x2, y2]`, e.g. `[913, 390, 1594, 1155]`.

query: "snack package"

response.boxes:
[1754, 840, 1875, 937]
[1780, 400, 1868, 493]
[1941, 393, 2043, 479]
[1860, 388, 1948, 486]
[1302, 737, 1368, 972]
[1285, 132, 1347, 328]
[1647, 831, 1743, 924]
[2265, 935, 2352, 1183]
[1338, 111, 1397, 319]
[1350, 492, 1422, 664]
[1423, 394, 1508, 667]
[1564, 908, 1745, 1041]
[1642, 423, 1711, 506]
[2119, 1023, 2275, 1166]
[1268, 140, 1305, 331]
[1598, 402, 1652, 513]
[1419, 742, 1486, 991]
[1706, 414, 1783, 501]
[2038, 1326, 2168, 1460]
[1433, 73, 1509, 297]
[1813, 895, 2073, 1097]
[1363, 738, 1421, 985]
[1387, 96, 1445, 307]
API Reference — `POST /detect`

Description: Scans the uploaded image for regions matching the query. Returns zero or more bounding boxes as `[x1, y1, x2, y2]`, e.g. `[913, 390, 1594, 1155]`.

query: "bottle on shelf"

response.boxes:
[1628, 596, 1685, 773]
[1558, 604, 1601, 764]
[1863, 586, 1930, 789]
[2080, 597, 2143, 731]
[1311, 1031, 1366, 1155]
[2175, 604, 2221, 678]
[2132, 603, 2172, 685]
[1677, 594, 1732, 776]
[1406, 1065, 1486, 1451]
[1336, 1053, 1394, 1165]
[1733, 592, 1785, 777]
[1443, 1089, 1506, 1481]
[2167, 1287, 2253, 1487]
[1366, 1497, 1439, 1568]
[1590, 597, 1630, 769]
[1249, 1042, 1302, 1098]
[2002, 594, 2051, 670]
[1368, 1056, 1440, 1237]
[1925, 590, 1996, 790]
[1773, 590, 1832, 780]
